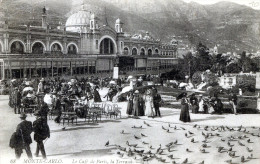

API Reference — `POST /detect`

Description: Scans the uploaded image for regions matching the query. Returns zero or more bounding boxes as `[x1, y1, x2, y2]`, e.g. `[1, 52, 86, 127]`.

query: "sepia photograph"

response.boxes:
[0, 0, 260, 163]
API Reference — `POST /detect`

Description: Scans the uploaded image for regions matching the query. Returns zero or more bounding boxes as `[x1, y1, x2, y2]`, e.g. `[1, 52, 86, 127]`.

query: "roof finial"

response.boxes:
[104, 7, 108, 26]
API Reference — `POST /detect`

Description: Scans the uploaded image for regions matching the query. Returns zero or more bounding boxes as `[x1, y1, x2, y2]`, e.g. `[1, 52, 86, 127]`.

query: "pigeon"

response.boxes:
[134, 135, 141, 139]
[105, 141, 109, 147]
[241, 156, 245, 163]
[142, 141, 149, 145]
[162, 126, 167, 130]
[200, 149, 206, 153]
[174, 140, 178, 144]
[188, 131, 194, 135]
[186, 148, 191, 152]
[159, 158, 166, 163]
[168, 123, 171, 128]
[247, 139, 253, 143]
[141, 133, 147, 137]
[120, 130, 124, 134]
[62, 127, 66, 130]
[199, 161, 204, 164]
[202, 144, 208, 148]
[228, 151, 236, 158]
[228, 142, 234, 147]
[167, 147, 172, 152]
[181, 127, 186, 130]
[221, 138, 225, 142]
[167, 129, 171, 133]
[158, 149, 164, 155]
[191, 138, 195, 143]
[246, 147, 253, 152]
[238, 141, 245, 146]
[168, 154, 174, 159]
[185, 133, 188, 137]
[225, 159, 232, 164]
[182, 158, 188, 164]
[172, 161, 176, 164]
[228, 147, 233, 152]
[149, 145, 154, 149]
[166, 142, 173, 147]
[202, 132, 206, 136]
[218, 147, 224, 153]
[193, 124, 197, 128]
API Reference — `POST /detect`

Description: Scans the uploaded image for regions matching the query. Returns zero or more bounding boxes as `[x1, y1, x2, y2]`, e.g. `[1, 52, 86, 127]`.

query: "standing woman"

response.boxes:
[177, 92, 191, 122]
[126, 91, 134, 117]
[144, 89, 155, 117]
[132, 90, 140, 117]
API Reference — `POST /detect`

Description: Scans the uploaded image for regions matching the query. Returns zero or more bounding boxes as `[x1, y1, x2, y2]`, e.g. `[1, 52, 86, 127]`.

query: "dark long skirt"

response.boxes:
[126, 100, 133, 115]
[180, 104, 191, 122]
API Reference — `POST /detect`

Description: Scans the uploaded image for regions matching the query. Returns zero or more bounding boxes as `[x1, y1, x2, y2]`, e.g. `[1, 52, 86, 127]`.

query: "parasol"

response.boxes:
[23, 87, 34, 92]
[121, 85, 134, 94]
[176, 92, 187, 100]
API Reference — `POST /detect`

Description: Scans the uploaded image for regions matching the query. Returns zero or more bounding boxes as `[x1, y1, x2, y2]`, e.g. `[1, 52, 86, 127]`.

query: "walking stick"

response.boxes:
[44, 138, 48, 144]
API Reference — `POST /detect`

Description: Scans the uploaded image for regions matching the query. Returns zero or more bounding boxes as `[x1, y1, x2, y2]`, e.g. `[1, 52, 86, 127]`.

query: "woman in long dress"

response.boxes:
[144, 90, 155, 117]
[132, 90, 140, 117]
[126, 91, 134, 116]
[178, 92, 191, 122]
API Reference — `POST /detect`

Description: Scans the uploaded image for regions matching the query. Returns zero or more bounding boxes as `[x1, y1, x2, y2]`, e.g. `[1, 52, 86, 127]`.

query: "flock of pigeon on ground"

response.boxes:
[105, 121, 260, 164]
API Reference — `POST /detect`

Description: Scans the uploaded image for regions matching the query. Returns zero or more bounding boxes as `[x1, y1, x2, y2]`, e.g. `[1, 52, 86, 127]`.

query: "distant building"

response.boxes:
[0, 5, 178, 79]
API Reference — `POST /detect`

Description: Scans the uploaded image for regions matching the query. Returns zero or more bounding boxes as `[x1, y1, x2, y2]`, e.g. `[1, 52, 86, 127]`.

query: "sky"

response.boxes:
[183, 0, 260, 9]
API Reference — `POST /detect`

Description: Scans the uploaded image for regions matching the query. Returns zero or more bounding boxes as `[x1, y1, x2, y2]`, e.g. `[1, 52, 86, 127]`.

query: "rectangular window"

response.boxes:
[96, 40, 98, 49]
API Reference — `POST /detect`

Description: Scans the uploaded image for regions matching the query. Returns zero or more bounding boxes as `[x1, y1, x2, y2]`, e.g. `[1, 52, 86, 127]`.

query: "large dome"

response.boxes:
[65, 10, 91, 32]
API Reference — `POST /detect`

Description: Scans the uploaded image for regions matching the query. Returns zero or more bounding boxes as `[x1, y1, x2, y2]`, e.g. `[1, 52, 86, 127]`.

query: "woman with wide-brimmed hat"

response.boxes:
[132, 90, 140, 117]
[177, 92, 191, 122]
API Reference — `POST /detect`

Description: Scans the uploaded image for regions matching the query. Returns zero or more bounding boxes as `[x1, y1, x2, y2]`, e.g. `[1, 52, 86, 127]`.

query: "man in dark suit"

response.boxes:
[13, 87, 22, 114]
[153, 89, 162, 117]
[33, 111, 50, 159]
[14, 113, 33, 159]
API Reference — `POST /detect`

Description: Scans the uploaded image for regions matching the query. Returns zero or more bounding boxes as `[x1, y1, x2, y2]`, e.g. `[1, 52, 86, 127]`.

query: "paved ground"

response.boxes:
[1, 88, 260, 164]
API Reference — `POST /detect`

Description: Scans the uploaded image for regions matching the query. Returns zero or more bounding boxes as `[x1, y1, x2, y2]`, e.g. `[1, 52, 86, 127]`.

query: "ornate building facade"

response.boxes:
[0, 6, 178, 80]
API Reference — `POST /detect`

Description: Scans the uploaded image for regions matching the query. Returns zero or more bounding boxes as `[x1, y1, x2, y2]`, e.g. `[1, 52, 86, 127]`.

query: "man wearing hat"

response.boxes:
[33, 111, 50, 159]
[13, 87, 22, 114]
[13, 113, 33, 159]
[153, 88, 162, 117]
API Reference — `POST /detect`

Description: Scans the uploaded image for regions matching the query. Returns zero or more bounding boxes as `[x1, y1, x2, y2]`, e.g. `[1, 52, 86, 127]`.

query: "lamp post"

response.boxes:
[157, 60, 161, 77]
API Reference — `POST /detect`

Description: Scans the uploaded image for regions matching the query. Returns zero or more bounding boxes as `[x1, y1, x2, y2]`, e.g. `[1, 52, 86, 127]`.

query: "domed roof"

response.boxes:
[65, 10, 91, 32]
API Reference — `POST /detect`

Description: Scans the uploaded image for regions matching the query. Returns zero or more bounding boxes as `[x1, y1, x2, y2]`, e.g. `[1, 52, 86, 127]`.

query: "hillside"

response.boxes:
[1, 0, 260, 53]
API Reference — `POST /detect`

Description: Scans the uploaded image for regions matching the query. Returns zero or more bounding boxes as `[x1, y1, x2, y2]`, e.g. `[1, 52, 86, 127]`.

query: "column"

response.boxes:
[108, 39, 111, 54]
[70, 61, 73, 76]
[29, 61, 31, 79]
[102, 41, 105, 54]
[61, 61, 63, 76]
[83, 61, 85, 74]
[87, 61, 89, 74]
[51, 60, 53, 78]
[40, 61, 43, 78]
[19, 61, 22, 78]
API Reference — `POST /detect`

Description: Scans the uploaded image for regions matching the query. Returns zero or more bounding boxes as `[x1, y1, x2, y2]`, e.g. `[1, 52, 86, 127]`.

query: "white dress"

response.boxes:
[144, 95, 155, 117]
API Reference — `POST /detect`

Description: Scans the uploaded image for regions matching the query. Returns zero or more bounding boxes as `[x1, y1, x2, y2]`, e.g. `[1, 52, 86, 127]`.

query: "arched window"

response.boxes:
[148, 49, 152, 56]
[124, 47, 129, 55]
[100, 38, 114, 54]
[155, 49, 159, 55]
[132, 48, 137, 56]
[140, 48, 145, 56]
[32, 42, 44, 54]
[68, 44, 77, 54]
[11, 41, 24, 54]
[51, 43, 62, 52]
